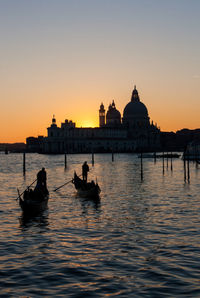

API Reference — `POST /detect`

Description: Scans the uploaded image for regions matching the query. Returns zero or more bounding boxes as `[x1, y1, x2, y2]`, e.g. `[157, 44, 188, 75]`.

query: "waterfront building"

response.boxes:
[26, 86, 161, 153]
[184, 140, 200, 160]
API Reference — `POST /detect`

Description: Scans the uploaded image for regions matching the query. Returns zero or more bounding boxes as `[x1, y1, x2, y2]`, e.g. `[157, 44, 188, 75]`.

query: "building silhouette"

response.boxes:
[27, 86, 161, 153]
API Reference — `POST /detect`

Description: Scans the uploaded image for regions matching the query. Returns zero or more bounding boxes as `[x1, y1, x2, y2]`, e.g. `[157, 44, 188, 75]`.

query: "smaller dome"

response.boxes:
[106, 101, 121, 120]
[106, 100, 121, 127]
[106, 108, 121, 119]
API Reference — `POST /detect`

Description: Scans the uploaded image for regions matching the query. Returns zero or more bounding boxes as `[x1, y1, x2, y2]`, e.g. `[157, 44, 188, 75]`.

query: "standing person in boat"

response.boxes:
[35, 167, 48, 194]
[82, 161, 89, 182]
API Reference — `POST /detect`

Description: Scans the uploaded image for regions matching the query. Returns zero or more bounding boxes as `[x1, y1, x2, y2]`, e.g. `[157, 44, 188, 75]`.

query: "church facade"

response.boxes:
[27, 86, 161, 153]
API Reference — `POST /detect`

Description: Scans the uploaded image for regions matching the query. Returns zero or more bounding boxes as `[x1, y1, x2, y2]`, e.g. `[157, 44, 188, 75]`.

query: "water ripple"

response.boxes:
[0, 153, 200, 296]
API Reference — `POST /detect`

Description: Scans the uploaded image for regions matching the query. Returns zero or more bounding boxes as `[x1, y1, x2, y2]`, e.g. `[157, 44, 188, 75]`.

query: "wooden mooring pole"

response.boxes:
[154, 152, 156, 164]
[170, 152, 173, 171]
[112, 148, 114, 162]
[166, 152, 169, 170]
[183, 156, 186, 182]
[141, 152, 143, 181]
[64, 153, 67, 169]
[162, 151, 165, 175]
[92, 150, 94, 166]
[187, 158, 190, 183]
[23, 152, 26, 175]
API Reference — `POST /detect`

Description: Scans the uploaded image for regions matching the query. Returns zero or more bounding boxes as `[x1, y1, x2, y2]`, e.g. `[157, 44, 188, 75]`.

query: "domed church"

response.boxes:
[99, 86, 157, 133]
[96, 85, 160, 149]
[99, 100, 121, 127]
[123, 86, 150, 130]
[27, 85, 161, 154]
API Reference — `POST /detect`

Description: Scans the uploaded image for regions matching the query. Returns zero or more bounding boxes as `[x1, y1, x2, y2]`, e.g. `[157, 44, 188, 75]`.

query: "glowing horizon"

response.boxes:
[1, 86, 200, 143]
[0, 0, 200, 143]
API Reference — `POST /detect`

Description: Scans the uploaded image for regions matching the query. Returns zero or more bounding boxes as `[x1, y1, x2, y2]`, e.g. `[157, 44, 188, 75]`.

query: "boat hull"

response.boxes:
[72, 173, 101, 198]
[76, 186, 100, 198]
[19, 191, 49, 213]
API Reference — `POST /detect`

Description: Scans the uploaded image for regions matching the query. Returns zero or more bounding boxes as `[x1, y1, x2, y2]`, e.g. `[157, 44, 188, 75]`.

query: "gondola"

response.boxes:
[19, 188, 49, 213]
[72, 172, 101, 198]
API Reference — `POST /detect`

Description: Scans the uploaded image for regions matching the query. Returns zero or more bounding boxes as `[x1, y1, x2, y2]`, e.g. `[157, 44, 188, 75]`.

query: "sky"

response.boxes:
[0, 0, 200, 142]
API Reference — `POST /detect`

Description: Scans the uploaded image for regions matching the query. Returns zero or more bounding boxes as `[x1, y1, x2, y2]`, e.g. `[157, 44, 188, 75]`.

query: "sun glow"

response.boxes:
[78, 119, 98, 128]
[0, 1, 200, 143]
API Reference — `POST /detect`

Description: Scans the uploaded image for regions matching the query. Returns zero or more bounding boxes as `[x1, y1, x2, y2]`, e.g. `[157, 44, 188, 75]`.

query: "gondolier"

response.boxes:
[82, 161, 89, 182]
[35, 167, 48, 194]
[18, 168, 49, 213]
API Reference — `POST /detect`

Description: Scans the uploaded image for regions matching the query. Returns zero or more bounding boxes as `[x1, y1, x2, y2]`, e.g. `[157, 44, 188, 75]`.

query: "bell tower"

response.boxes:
[99, 103, 105, 127]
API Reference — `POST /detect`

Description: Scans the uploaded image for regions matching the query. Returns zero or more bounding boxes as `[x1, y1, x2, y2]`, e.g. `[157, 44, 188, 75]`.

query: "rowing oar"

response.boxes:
[54, 173, 82, 192]
[16, 178, 37, 200]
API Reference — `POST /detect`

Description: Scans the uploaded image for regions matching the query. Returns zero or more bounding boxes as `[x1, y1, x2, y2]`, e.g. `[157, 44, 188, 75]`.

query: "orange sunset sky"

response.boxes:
[0, 0, 200, 143]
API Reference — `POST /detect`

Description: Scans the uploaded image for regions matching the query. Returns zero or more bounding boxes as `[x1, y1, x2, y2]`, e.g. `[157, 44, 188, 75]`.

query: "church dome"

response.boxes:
[106, 101, 121, 120]
[106, 100, 121, 126]
[107, 107, 121, 119]
[123, 86, 148, 118]
[123, 101, 148, 117]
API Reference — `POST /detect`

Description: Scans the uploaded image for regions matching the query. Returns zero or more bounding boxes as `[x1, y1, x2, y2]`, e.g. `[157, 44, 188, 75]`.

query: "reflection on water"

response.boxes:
[19, 210, 49, 231]
[76, 195, 101, 211]
[0, 153, 200, 296]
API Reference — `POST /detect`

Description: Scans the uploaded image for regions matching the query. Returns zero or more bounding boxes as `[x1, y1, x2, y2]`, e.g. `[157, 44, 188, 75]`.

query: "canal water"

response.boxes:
[0, 153, 200, 297]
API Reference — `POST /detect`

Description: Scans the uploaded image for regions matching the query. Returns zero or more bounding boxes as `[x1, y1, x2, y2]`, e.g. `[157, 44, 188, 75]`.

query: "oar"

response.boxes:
[54, 173, 82, 192]
[54, 164, 93, 192]
[17, 188, 21, 200]
[16, 178, 37, 200]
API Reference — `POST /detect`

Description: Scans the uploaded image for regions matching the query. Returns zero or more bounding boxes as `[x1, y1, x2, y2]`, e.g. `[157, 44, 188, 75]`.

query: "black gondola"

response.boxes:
[19, 188, 49, 213]
[72, 172, 101, 198]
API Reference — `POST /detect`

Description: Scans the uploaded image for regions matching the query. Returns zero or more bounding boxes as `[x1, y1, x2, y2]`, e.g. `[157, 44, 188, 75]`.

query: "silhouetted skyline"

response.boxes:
[0, 0, 200, 142]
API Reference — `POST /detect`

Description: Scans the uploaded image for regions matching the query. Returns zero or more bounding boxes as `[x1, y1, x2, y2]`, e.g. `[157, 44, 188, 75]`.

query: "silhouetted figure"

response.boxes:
[82, 161, 89, 182]
[35, 167, 48, 194]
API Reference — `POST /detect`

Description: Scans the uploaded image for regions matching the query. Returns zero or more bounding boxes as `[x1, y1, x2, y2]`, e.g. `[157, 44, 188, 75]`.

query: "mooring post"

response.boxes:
[167, 152, 169, 170]
[92, 150, 94, 166]
[64, 153, 67, 169]
[195, 145, 198, 168]
[23, 152, 26, 175]
[170, 152, 173, 171]
[183, 155, 186, 182]
[154, 152, 156, 163]
[112, 148, 114, 162]
[187, 158, 190, 183]
[141, 152, 143, 181]
[162, 151, 165, 175]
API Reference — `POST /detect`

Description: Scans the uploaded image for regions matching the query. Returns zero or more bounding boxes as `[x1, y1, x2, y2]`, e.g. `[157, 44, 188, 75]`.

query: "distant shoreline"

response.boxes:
[0, 143, 26, 153]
